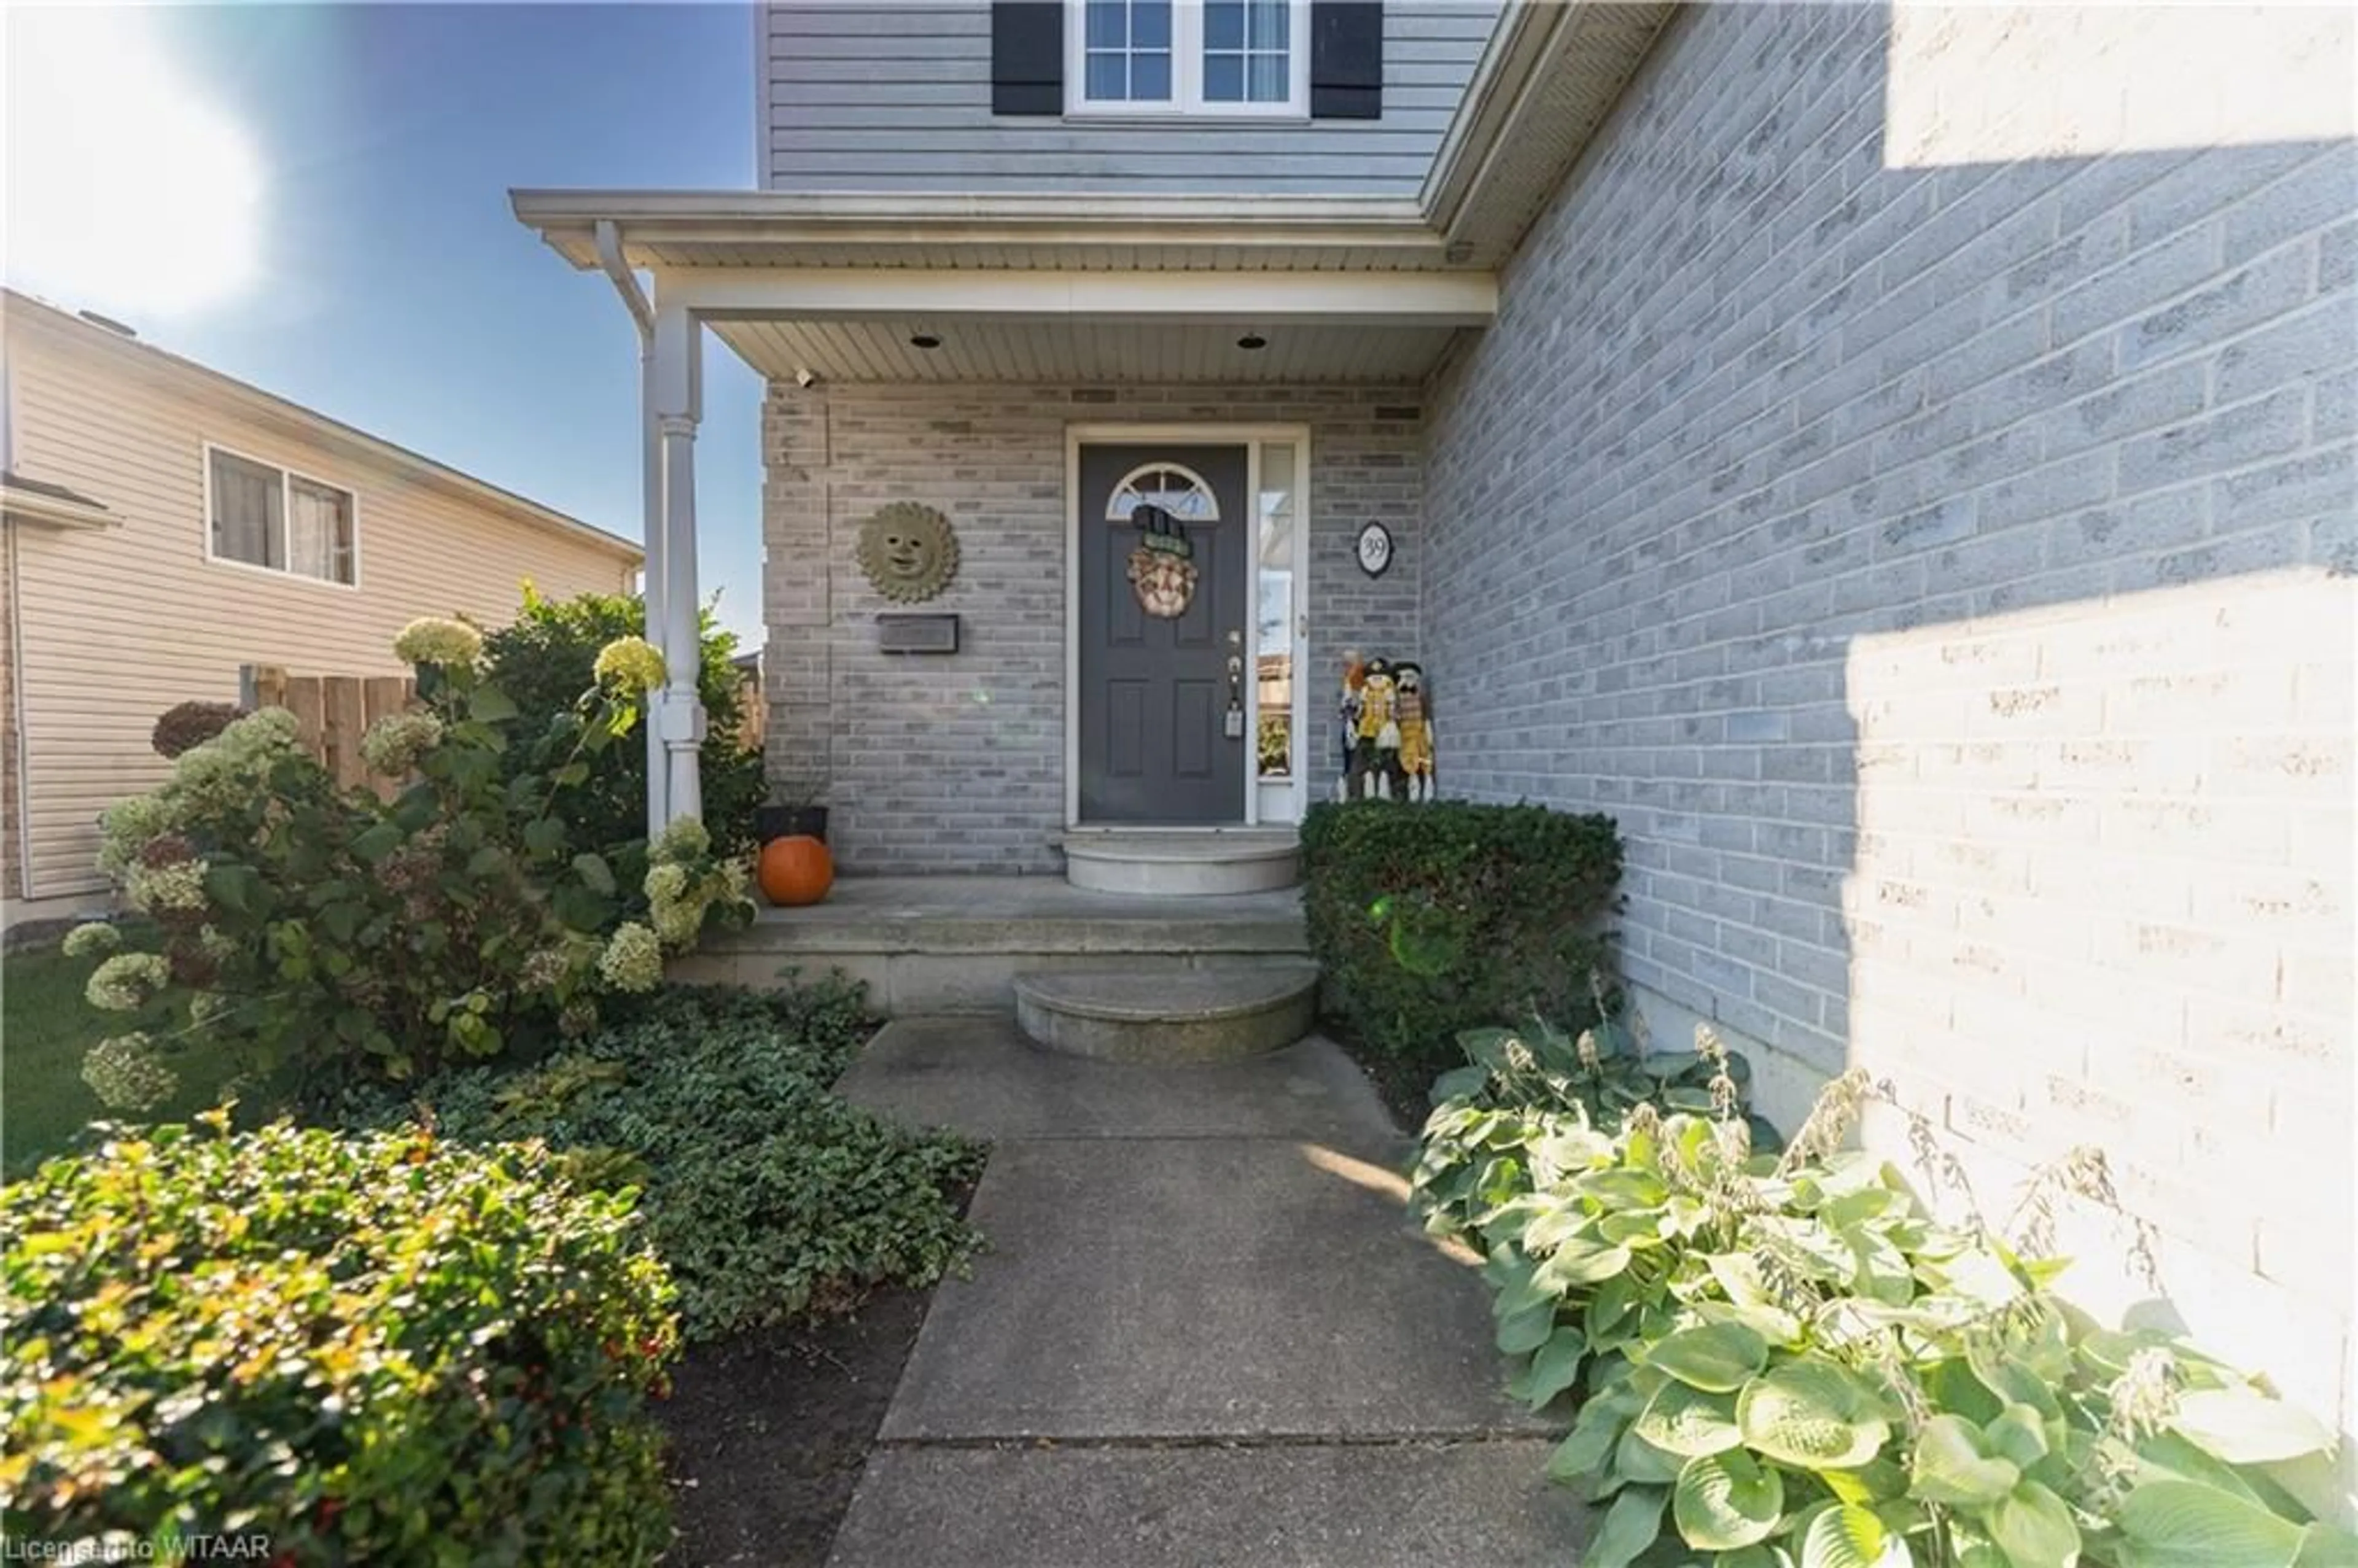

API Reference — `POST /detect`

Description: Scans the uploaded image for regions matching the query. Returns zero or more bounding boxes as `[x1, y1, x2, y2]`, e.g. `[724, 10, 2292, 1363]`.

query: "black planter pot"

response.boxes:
[756, 804, 829, 845]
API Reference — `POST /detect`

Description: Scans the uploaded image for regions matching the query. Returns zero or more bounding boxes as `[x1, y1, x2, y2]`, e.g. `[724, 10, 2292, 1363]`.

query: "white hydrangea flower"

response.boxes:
[125, 858, 209, 914]
[651, 898, 703, 947]
[87, 952, 171, 1012]
[597, 922, 664, 993]
[593, 635, 668, 694]
[652, 815, 710, 863]
[61, 922, 123, 959]
[358, 710, 445, 775]
[83, 1033, 179, 1111]
[392, 616, 484, 668]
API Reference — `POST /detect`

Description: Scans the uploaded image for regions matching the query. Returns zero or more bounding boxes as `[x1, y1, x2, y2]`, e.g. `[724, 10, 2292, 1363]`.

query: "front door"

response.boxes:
[1076, 443, 1250, 824]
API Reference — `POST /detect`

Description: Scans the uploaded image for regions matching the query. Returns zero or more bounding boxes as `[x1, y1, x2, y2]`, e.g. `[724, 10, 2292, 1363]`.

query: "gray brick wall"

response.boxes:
[1422, 2, 2354, 1423]
[763, 384, 1421, 872]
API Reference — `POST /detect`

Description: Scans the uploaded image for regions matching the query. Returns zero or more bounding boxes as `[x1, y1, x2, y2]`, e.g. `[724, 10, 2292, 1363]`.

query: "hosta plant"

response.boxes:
[80, 618, 753, 1108]
[1426, 993, 1783, 1151]
[1416, 1074, 2354, 1568]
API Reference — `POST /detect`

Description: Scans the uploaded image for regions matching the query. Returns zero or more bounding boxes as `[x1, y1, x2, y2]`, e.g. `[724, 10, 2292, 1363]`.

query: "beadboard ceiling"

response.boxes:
[711, 317, 1457, 384]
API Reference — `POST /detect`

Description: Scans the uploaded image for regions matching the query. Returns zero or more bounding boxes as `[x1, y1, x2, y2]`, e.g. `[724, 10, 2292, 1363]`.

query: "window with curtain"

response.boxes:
[208, 447, 356, 584]
[1070, 0, 1304, 114]
[1204, 0, 1291, 104]
[287, 476, 355, 583]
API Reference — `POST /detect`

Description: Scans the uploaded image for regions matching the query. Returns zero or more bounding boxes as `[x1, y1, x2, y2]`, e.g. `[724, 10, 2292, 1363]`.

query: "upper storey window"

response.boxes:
[1068, 0, 1309, 117]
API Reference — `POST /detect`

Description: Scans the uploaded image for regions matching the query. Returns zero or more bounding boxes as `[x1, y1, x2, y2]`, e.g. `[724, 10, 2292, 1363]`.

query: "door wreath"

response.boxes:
[1126, 502, 1199, 619]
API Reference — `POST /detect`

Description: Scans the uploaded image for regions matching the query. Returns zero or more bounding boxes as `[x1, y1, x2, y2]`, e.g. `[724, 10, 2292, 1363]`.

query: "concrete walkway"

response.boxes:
[826, 1019, 1589, 1568]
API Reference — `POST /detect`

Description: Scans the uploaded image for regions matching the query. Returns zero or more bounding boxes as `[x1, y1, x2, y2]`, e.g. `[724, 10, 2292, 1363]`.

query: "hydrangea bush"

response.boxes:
[81, 617, 753, 1106]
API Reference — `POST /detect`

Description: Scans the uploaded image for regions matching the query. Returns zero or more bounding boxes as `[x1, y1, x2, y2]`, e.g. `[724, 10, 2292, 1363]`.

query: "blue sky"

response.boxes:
[4, 2, 769, 643]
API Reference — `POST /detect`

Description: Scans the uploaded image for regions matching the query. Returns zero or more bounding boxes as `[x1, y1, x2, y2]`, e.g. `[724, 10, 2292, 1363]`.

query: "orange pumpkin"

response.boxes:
[758, 834, 834, 906]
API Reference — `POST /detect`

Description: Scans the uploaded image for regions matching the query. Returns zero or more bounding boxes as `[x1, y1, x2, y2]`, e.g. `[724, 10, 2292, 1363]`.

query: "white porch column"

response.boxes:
[637, 344, 669, 833]
[652, 298, 706, 826]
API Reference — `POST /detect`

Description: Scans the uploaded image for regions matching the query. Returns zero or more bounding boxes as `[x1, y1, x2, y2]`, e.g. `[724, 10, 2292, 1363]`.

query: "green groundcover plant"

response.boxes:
[1413, 1066, 2356, 1568]
[1, 1114, 678, 1566]
[345, 983, 986, 1341]
[74, 616, 753, 1111]
[1300, 799, 1625, 1089]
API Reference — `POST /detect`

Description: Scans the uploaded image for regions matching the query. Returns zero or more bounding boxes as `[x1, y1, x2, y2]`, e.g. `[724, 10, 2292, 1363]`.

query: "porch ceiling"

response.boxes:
[710, 317, 1458, 384]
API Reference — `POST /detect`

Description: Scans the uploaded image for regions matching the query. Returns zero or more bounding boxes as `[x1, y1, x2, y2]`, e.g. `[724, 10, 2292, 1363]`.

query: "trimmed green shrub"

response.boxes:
[1299, 800, 1624, 1089]
[1, 1115, 678, 1565]
[1412, 1075, 2357, 1568]
[352, 982, 986, 1340]
[480, 586, 764, 857]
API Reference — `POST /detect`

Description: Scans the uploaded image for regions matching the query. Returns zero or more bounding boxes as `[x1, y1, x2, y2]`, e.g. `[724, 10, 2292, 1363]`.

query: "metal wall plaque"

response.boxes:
[876, 613, 960, 654]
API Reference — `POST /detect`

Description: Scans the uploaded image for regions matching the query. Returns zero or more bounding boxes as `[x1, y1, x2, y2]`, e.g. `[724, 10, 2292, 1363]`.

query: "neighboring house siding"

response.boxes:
[761, 1, 1501, 195]
[1424, 4, 2353, 1430]
[0, 524, 19, 904]
[4, 322, 639, 899]
[763, 381, 1420, 872]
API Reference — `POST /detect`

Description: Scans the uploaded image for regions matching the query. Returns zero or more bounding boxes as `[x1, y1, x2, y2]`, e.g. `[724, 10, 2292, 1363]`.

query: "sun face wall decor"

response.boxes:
[855, 502, 960, 602]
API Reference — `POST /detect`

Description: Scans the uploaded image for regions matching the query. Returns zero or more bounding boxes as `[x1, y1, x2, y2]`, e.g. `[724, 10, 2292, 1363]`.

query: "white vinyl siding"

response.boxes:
[761, 1, 1502, 196]
[206, 445, 359, 586]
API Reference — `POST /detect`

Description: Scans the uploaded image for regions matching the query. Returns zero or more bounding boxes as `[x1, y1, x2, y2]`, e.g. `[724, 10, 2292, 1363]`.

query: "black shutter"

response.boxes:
[1310, 1, 1382, 120]
[992, 1, 1064, 115]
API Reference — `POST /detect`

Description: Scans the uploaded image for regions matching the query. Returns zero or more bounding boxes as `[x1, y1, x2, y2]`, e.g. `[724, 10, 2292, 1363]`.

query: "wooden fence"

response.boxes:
[241, 665, 418, 793]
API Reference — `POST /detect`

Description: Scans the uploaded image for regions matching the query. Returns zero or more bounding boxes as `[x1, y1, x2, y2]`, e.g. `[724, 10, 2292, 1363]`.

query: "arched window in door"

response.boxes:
[1105, 462, 1220, 524]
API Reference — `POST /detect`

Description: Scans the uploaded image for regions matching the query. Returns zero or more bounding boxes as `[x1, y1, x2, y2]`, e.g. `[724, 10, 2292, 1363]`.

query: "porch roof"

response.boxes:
[508, 191, 1460, 276]
[510, 192, 1499, 383]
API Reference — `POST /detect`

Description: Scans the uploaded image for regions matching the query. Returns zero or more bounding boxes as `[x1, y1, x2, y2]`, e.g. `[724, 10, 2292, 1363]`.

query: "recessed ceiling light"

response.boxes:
[1236, 333, 1267, 351]
[909, 333, 941, 349]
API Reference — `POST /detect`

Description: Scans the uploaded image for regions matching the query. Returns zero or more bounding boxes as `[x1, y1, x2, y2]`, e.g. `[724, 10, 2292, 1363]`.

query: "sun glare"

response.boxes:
[4, 6, 264, 318]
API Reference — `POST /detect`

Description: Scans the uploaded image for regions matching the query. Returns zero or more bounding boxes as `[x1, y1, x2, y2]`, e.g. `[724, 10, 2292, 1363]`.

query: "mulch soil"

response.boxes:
[657, 1284, 932, 1567]
[1320, 1019, 1433, 1134]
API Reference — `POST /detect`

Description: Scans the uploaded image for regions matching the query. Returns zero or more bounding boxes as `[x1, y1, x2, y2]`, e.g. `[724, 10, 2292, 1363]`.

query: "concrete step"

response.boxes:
[671, 875, 1309, 1017]
[1061, 828, 1300, 896]
[1014, 962, 1320, 1064]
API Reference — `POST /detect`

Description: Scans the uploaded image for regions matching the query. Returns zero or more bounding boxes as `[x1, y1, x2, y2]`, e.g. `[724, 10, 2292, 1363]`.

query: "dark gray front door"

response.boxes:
[1077, 443, 1250, 824]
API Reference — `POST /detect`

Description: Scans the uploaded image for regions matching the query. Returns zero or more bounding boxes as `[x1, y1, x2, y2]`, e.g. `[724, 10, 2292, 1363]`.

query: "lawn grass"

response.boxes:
[2, 940, 226, 1176]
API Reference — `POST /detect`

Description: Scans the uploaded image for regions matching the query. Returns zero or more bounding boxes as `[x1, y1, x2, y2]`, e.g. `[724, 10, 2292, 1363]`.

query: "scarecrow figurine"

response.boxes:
[1336, 648, 1367, 801]
[1395, 662, 1435, 802]
[1356, 658, 1398, 799]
